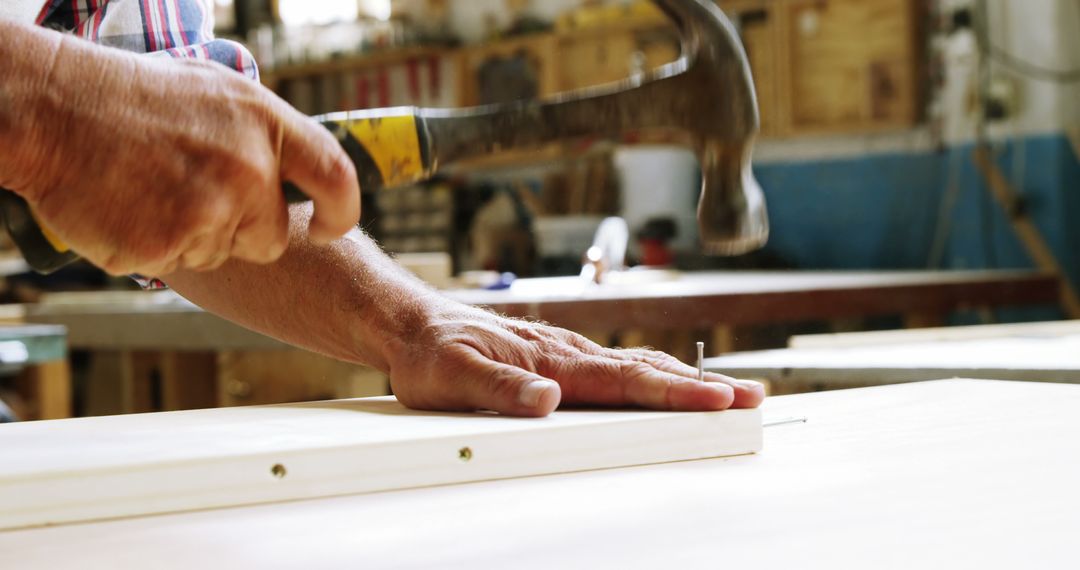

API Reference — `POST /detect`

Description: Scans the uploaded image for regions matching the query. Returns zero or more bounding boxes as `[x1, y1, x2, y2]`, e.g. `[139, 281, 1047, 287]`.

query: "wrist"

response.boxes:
[364, 283, 453, 372]
[375, 292, 502, 375]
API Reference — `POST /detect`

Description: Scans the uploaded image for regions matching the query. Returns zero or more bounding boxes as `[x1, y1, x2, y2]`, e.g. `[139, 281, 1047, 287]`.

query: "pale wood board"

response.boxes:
[707, 334, 1080, 389]
[789, 319, 1080, 348]
[0, 398, 761, 531]
[2, 380, 1077, 569]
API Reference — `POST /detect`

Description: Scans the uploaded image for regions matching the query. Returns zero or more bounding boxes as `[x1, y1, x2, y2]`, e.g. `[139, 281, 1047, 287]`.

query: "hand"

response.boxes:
[384, 307, 765, 417]
[4, 31, 359, 275]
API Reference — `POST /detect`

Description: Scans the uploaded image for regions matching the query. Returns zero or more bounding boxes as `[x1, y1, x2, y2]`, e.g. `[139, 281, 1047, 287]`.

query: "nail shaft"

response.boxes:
[763, 416, 809, 428]
[696, 341, 705, 382]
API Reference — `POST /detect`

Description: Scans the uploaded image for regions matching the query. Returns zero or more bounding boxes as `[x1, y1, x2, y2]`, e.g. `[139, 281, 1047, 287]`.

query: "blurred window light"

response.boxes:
[360, 0, 393, 22]
[278, 0, 360, 27]
[212, 0, 235, 31]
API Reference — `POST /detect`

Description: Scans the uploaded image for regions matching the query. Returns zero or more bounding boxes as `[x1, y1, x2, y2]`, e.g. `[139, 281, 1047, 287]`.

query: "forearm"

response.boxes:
[163, 204, 462, 372]
[0, 21, 59, 188]
[0, 20, 135, 195]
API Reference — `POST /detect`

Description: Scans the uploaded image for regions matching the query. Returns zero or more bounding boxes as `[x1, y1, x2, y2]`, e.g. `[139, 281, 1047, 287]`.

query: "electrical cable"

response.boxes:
[987, 0, 1080, 83]
[988, 43, 1080, 83]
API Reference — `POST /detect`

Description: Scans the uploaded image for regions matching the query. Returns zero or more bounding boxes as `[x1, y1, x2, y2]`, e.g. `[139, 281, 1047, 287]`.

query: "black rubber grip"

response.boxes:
[282, 182, 310, 204]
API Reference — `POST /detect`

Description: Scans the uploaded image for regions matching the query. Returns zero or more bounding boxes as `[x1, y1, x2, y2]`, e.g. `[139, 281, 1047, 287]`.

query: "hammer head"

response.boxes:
[652, 0, 768, 255]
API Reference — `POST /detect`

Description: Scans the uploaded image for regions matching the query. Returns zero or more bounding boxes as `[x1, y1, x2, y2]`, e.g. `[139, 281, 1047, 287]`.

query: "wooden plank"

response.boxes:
[0, 398, 761, 531]
[452, 270, 1059, 332]
[25, 271, 1060, 349]
[790, 319, 1080, 348]
[3, 380, 1078, 568]
[733, 4, 779, 135]
[20, 360, 71, 420]
[159, 352, 218, 411]
[707, 334, 1080, 389]
[216, 350, 389, 407]
[972, 146, 1080, 319]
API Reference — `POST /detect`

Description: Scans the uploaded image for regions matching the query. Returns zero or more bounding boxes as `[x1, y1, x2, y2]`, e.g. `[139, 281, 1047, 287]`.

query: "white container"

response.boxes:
[532, 216, 605, 258]
[614, 146, 700, 253]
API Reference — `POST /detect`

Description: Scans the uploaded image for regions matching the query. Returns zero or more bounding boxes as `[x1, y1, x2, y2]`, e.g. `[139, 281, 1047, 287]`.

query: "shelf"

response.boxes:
[261, 45, 452, 89]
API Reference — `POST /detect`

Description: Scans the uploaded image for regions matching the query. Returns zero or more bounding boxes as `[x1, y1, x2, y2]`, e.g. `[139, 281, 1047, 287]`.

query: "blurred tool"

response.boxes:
[637, 218, 678, 267]
[580, 217, 629, 284]
[1, 0, 766, 273]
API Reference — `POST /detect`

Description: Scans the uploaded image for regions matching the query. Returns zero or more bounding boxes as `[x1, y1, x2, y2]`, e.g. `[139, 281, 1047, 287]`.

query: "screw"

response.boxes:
[271, 464, 287, 479]
[458, 447, 473, 462]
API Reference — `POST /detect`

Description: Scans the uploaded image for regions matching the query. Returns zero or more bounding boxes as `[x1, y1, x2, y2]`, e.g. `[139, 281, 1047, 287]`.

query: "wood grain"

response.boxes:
[0, 399, 761, 531]
[3, 380, 1077, 569]
[707, 333, 1080, 391]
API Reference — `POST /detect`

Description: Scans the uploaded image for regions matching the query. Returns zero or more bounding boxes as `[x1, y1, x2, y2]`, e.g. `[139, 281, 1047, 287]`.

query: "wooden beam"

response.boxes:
[21, 360, 71, 420]
[972, 146, 1080, 319]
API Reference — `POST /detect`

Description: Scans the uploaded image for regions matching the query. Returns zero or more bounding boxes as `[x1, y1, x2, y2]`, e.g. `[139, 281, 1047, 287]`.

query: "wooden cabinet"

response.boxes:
[263, 1, 923, 138]
[720, 0, 923, 136]
[556, 25, 680, 92]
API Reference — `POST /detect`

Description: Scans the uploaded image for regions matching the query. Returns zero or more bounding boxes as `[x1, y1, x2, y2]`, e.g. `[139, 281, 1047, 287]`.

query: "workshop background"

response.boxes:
[1, 0, 1078, 422]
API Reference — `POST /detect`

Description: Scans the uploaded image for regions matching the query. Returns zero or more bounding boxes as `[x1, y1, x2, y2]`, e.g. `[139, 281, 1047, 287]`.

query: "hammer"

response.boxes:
[1, 0, 766, 273]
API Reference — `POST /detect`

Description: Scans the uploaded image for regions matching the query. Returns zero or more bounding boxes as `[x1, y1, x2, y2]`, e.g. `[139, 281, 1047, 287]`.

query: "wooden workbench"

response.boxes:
[26, 270, 1059, 349]
[2, 379, 1076, 568]
[0, 324, 69, 420]
[19, 269, 1060, 415]
[706, 319, 1080, 393]
[448, 269, 1059, 331]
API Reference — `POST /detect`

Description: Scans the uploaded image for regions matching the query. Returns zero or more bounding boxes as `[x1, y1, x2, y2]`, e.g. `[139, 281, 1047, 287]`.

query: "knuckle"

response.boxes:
[619, 360, 655, 380]
[178, 195, 233, 229]
[260, 233, 289, 263]
[483, 367, 524, 402]
[320, 148, 355, 187]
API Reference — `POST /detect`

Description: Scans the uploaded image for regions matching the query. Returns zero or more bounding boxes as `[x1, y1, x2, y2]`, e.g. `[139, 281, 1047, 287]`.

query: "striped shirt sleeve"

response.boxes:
[39, 0, 258, 80]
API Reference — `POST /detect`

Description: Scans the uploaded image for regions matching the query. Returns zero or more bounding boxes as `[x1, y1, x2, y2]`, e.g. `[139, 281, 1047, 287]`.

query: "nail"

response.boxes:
[734, 379, 764, 390]
[518, 380, 557, 408]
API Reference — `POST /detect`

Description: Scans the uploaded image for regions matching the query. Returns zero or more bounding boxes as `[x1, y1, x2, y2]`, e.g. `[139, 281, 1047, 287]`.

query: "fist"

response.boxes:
[7, 36, 359, 275]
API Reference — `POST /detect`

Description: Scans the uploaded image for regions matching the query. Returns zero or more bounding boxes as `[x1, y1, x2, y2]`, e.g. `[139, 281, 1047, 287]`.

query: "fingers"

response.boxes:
[605, 348, 766, 409]
[279, 112, 360, 244]
[552, 356, 736, 411]
[230, 183, 290, 265]
[402, 346, 562, 418]
[178, 224, 235, 272]
[472, 360, 562, 417]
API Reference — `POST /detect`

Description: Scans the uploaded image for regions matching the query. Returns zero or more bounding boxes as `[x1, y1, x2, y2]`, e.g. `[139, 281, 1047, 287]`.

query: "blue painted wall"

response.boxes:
[753, 133, 1079, 320]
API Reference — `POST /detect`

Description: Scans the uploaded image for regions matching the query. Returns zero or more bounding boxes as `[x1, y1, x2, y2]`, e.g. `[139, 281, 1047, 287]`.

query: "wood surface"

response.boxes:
[789, 318, 1080, 349]
[706, 333, 1080, 391]
[785, 0, 920, 131]
[0, 324, 70, 420]
[215, 350, 390, 407]
[450, 270, 1059, 332]
[2, 380, 1077, 569]
[0, 398, 761, 531]
[18, 359, 71, 420]
[22, 270, 1060, 349]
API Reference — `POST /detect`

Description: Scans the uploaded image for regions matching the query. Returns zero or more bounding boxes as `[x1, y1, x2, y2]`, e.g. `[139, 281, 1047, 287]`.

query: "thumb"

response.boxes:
[460, 355, 562, 417]
[279, 113, 360, 244]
